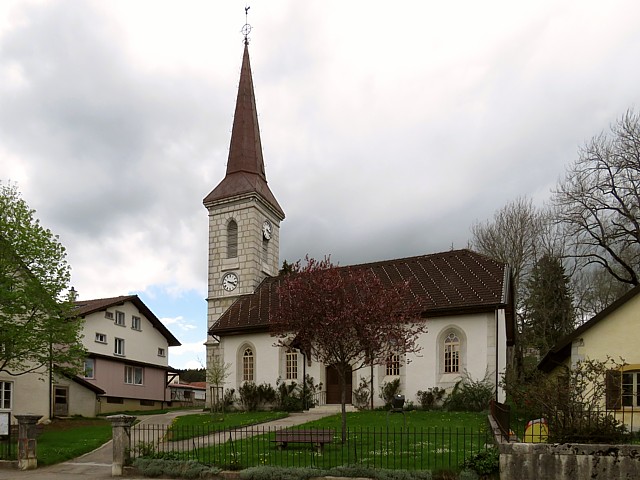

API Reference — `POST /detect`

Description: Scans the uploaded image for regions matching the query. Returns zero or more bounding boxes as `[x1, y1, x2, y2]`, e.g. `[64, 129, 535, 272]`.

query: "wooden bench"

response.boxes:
[273, 429, 335, 452]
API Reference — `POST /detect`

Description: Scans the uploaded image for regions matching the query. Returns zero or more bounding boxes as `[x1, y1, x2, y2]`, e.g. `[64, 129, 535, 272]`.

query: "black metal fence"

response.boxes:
[490, 400, 640, 444]
[130, 424, 493, 471]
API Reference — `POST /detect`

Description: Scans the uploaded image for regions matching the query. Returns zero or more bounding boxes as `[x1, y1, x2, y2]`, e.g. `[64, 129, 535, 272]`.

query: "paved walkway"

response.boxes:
[0, 408, 340, 479]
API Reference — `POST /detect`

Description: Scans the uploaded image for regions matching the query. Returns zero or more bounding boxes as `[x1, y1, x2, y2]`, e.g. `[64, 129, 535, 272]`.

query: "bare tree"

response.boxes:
[553, 110, 640, 287]
[470, 196, 544, 312]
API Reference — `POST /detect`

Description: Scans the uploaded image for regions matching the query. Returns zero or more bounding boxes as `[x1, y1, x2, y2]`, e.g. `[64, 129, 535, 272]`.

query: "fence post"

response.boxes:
[15, 414, 42, 471]
[108, 414, 136, 477]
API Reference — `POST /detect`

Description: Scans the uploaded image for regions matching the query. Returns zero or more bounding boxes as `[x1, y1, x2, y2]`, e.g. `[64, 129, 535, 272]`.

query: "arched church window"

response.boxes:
[444, 333, 460, 373]
[227, 220, 238, 258]
[242, 347, 254, 382]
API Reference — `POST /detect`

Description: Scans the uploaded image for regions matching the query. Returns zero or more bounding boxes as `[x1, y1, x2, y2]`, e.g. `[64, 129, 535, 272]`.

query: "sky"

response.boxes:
[2, 0, 640, 369]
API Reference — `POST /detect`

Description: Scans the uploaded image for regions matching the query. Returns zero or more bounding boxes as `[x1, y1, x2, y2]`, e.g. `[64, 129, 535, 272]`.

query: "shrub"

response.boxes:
[133, 458, 221, 478]
[238, 382, 276, 411]
[353, 376, 372, 409]
[416, 387, 446, 410]
[444, 374, 493, 412]
[460, 447, 499, 476]
[503, 357, 629, 443]
[379, 378, 402, 408]
[240, 465, 433, 480]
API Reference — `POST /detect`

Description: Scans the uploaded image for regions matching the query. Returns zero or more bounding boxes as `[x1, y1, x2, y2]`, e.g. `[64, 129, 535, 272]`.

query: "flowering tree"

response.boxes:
[270, 257, 426, 441]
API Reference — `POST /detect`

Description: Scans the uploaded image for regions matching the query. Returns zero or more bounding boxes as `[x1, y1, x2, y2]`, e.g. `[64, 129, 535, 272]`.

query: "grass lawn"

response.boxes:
[172, 410, 491, 471]
[167, 411, 289, 441]
[37, 418, 112, 466]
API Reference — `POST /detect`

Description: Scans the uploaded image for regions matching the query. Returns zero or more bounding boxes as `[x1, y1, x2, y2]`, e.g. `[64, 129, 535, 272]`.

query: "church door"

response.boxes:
[326, 365, 352, 404]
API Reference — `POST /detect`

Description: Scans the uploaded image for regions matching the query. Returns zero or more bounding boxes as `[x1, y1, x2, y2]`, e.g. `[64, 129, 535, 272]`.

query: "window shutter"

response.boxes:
[606, 370, 622, 409]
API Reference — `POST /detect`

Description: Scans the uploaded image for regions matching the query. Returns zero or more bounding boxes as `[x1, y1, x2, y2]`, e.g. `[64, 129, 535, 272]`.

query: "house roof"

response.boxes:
[209, 249, 514, 341]
[169, 382, 206, 391]
[73, 295, 181, 347]
[203, 43, 284, 219]
[538, 283, 640, 373]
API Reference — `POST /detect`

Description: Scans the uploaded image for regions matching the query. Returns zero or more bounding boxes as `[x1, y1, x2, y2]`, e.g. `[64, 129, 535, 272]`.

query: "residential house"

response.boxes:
[203, 42, 515, 408]
[169, 381, 206, 406]
[73, 295, 181, 414]
[538, 284, 640, 431]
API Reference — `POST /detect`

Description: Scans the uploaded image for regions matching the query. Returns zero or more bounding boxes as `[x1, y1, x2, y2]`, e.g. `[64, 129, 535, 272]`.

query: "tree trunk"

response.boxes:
[340, 372, 347, 443]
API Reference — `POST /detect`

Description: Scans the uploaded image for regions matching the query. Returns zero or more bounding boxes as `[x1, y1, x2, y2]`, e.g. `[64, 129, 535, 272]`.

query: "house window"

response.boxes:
[386, 354, 401, 376]
[607, 370, 640, 409]
[0, 381, 12, 409]
[84, 358, 95, 379]
[243, 347, 254, 382]
[125, 365, 143, 385]
[105, 311, 114, 320]
[115, 311, 125, 326]
[444, 333, 460, 373]
[95, 333, 107, 343]
[227, 220, 238, 258]
[114, 338, 125, 356]
[622, 372, 640, 407]
[131, 316, 141, 330]
[286, 350, 298, 380]
[158, 348, 166, 357]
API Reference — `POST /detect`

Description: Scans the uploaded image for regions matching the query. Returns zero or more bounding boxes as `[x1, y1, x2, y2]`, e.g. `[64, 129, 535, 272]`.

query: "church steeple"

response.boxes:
[203, 43, 284, 219]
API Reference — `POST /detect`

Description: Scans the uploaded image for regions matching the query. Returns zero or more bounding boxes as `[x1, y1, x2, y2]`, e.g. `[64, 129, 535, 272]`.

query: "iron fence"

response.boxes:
[129, 424, 493, 471]
[491, 400, 640, 444]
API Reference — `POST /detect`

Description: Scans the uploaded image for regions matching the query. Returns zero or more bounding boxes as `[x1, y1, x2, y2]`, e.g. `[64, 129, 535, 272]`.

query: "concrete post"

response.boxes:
[108, 414, 136, 477]
[15, 414, 42, 471]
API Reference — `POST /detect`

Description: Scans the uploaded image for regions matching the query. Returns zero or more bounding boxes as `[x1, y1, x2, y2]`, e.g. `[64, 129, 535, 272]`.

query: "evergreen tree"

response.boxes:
[523, 254, 575, 354]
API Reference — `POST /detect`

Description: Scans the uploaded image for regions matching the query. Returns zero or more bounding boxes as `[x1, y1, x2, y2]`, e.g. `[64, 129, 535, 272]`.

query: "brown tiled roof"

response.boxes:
[73, 295, 181, 347]
[203, 43, 284, 219]
[209, 249, 513, 340]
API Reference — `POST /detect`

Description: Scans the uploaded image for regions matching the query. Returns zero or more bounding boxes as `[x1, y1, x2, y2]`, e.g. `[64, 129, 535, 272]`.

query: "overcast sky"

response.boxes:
[2, 0, 640, 369]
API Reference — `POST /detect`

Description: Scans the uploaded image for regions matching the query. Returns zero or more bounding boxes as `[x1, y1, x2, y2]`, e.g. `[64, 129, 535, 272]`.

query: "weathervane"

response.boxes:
[241, 5, 252, 45]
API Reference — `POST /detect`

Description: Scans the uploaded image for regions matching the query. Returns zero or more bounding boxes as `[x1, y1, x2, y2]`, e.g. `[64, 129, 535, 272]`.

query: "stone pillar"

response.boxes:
[15, 414, 42, 471]
[108, 415, 136, 477]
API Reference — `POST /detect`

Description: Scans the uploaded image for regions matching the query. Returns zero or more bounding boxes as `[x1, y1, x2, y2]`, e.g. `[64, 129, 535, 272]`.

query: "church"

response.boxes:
[203, 41, 515, 408]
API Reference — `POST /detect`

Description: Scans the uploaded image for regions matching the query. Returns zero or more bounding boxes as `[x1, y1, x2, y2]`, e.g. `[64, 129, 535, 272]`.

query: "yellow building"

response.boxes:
[539, 284, 640, 431]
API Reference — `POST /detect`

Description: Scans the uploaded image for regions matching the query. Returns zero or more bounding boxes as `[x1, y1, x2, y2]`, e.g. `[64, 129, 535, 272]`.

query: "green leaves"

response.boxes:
[0, 182, 85, 377]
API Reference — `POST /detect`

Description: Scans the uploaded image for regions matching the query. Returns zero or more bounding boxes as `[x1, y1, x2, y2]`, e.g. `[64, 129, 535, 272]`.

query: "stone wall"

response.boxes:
[499, 442, 640, 480]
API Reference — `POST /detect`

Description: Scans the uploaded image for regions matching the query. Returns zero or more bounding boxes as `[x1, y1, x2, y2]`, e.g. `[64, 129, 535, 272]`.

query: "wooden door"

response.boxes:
[54, 386, 69, 416]
[326, 365, 352, 404]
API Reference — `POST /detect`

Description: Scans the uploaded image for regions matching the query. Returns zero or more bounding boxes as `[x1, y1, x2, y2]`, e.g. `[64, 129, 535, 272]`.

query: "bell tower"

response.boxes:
[203, 38, 285, 384]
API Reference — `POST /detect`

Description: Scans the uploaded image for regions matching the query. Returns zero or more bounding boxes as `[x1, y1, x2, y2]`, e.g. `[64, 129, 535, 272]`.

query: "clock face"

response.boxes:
[262, 220, 273, 240]
[222, 272, 239, 292]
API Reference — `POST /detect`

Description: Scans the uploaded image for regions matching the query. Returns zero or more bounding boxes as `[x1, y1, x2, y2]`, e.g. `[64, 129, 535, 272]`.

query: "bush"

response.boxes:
[460, 447, 499, 476]
[238, 382, 276, 411]
[353, 376, 372, 409]
[379, 378, 402, 408]
[240, 465, 433, 480]
[444, 374, 493, 412]
[416, 387, 446, 410]
[503, 357, 629, 443]
[133, 458, 221, 478]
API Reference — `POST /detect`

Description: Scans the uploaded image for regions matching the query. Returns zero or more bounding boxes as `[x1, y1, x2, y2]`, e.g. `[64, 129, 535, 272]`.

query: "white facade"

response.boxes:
[215, 311, 508, 407]
[81, 301, 171, 367]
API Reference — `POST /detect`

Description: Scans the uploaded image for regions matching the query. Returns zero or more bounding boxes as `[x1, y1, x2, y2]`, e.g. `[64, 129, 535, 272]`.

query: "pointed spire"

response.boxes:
[203, 44, 284, 219]
[226, 43, 266, 179]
